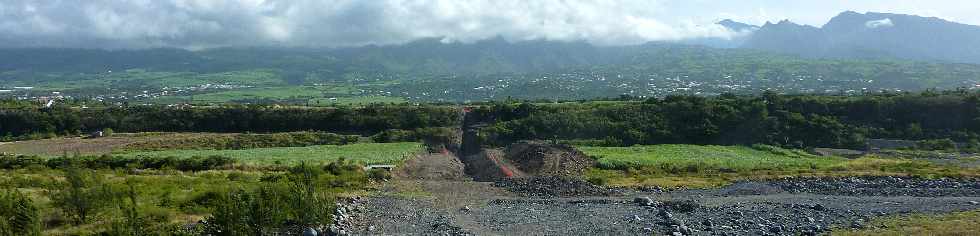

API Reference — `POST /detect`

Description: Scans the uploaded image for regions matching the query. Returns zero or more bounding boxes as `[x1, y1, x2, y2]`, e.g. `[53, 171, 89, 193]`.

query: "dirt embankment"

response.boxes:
[503, 141, 596, 177]
[460, 149, 525, 181]
[393, 153, 468, 181]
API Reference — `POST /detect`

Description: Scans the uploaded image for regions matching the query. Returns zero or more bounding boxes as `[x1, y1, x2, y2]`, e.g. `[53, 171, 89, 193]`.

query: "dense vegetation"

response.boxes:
[475, 91, 980, 149]
[0, 152, 381, 235]
[0, 104, 458, 139]
[121, 132, 361, 151]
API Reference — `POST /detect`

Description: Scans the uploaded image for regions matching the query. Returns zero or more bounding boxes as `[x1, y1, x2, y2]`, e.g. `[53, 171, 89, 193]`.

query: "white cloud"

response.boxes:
[865, 18, 895, 28]
[0, 0, 739, 49]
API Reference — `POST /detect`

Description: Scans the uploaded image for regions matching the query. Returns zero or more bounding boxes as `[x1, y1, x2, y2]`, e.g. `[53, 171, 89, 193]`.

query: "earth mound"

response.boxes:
[503, 141, 596, 177]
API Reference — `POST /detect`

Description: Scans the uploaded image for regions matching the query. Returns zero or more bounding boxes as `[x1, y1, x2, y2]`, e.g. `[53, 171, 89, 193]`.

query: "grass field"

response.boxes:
[578, 144, 980, 188]
[0, 133, 236, 157]
[579, 144, 836, 171]
[116, 142, 425, 165]
[831, 210, 980, 236]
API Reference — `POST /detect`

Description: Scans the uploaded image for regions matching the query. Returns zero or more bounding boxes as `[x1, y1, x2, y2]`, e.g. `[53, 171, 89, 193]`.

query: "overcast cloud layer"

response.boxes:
[1, 0, 978, 49]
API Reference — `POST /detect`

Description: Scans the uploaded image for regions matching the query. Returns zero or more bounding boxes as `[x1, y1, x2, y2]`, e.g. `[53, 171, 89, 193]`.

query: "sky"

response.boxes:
[1, 0, 978, 49]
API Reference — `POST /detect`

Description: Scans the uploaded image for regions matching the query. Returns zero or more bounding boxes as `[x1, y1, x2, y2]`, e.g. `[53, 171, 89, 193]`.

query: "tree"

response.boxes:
[51, 167, 112, 225]
[0, 190, 41, 236]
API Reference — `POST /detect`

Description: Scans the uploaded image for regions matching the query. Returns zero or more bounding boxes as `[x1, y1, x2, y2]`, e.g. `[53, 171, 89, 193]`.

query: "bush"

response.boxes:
[201, 161, 367, 234]
[916, 139, 957, 151]
[367, 169, 392, 181]
[41, 155, 237, 172]
[50, 167, 114, 225]
[0, 190, 41, 236]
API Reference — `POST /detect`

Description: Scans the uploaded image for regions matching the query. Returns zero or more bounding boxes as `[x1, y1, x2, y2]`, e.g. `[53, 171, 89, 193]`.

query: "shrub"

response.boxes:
[916, 139, 957, 151]
[202, 161, 364, 234]
[49, 167, 114, 225]
[42, 155, 237, 172]
[586, 176, 608, 186]
[367, 168, 392, 181]
[0, 190, 41, 236]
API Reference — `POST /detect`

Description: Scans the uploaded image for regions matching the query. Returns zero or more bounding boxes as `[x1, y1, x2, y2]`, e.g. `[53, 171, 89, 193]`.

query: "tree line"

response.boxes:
[0, 104, 459, 139]
[474, 91, 980, 149]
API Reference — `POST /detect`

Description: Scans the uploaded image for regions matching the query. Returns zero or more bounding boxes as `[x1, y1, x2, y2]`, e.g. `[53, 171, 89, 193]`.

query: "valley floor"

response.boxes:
[339, 152, 980, 236]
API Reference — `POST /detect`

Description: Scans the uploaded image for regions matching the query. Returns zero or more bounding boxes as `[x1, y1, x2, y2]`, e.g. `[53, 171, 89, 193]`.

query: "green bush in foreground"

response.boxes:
[0, 158, 374, 235]
[202, 161, 366, 235]
[0, 190, 41, 236]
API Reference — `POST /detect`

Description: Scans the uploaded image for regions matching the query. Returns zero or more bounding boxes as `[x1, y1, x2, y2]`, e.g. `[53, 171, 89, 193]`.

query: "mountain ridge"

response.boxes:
[739, 11, 980, 63]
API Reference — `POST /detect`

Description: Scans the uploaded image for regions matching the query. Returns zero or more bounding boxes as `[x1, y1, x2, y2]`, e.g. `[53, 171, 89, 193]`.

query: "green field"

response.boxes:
[578, 144, 979, 188]
[578, 144, 839, 172]
[117, 142, 424, 165]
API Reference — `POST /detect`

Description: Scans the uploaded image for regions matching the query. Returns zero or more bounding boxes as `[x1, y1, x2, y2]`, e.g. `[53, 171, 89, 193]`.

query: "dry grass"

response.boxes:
[0, 133, 236, 156]
[831, 210, 980, 236]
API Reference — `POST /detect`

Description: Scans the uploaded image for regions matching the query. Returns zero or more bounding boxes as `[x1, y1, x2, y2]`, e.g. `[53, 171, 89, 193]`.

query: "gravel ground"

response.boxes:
[493, 177, 623, 198]
[341, 176, 980, 236]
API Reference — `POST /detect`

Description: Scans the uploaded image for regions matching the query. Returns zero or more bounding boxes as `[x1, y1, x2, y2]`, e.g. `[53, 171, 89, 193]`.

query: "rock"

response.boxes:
[633, 215, 644, 221]
[368, 225, 376, 232]
[678, 225, 693, 235]
[303, 228, 319, 236]
[769, 225, 782, 233]
[812, 204, 826, 211]
[634, 197, 655, 206]
[851, 219, 865, 229]
[702, 219, 714, 227]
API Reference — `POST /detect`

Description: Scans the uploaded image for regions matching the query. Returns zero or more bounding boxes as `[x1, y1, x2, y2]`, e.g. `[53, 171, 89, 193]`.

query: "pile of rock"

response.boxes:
[326, 197, 365, 236]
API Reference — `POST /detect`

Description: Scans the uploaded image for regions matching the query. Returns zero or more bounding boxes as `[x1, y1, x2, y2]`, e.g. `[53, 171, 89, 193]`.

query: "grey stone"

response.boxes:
[634, 197, 654, 206]
[303, 227, 318, 236]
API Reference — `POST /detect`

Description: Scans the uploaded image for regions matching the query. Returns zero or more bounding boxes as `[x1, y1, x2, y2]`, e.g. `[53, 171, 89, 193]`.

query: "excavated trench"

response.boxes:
[457, 110, 519, 181]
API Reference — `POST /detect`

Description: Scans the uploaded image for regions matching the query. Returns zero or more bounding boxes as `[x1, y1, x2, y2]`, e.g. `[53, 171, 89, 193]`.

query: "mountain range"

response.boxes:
[717, 11, 980, 64]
